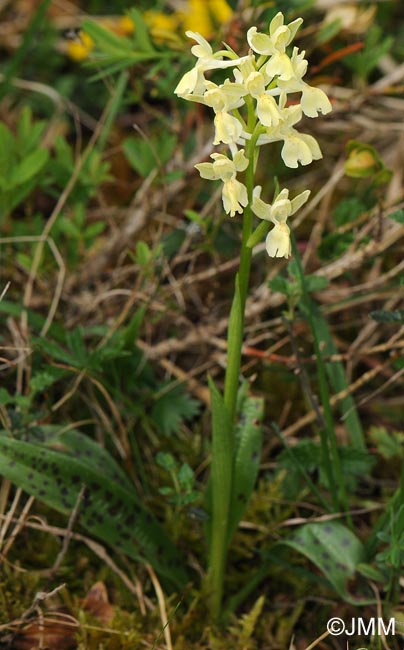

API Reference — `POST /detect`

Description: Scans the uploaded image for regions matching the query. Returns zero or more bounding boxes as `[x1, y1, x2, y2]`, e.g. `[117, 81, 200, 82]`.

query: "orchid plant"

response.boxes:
[175, 11, 332, 621]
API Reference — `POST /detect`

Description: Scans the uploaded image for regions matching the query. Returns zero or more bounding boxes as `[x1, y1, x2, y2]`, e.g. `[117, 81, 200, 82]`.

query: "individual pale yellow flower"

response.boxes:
[300, 84, 332, 118]
[252, 186, 310, 257]
[281, 132, 322, 168]
[247, 13, 303, 55]
[195, 150, 249, 217]
[174, 31, 250, 97]
[256, 94, 323, 168]
[247, 12, 303, 83]
[244, 71, 281, 127]
[202, 80, 247, 144]
[277, 48, 333, 118]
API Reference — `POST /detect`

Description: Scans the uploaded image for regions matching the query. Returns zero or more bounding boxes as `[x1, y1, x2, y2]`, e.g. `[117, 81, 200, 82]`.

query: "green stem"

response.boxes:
[207, 378, 233, 621]
[224, 125, 262, 421]
[209, 114, 261, 622]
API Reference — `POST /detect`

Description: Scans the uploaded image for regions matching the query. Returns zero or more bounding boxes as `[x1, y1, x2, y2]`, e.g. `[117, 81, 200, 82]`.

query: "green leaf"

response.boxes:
[29, 371, 59, 394]
[184, 209, 204, 227]
[225, 273, 243, 419]
[0, 429, 187, 588]
[123, 133, 177, 178]
[17, 106, 46, 157]
[82, 20, 132, 54]
[371, 309, 404, 323]
[279, 440, 373, 493]
[356, 562, 385, 582]
[369, 426, 404, 459]
[151, 384, 200, 436]
[58, 216, 82, 239]
[33, 337, 77, 366]
[0, 388, 12, 406]
[268, 275, 293, 297]
[207, 377, 233, 546]
[123, 136, 156, 177]
[135, 240, 152, 266]
[16, 252, 33, 272]
[394, 504, 404, 537]
[177, 463, 194, 491]
[84, 222, 106, 240]
[41, 426, 132, 490]
[159, 486, 174, 496]
[281, 522, 372, 603]
[156, 452, 177, 473]
[10, 148, 49, 186]
[316, 18, 342, 44]
[388, 209, 404, 224]
[54, 135, 74, 169]
[66, 328, 88, 366]
[122, 307, 145, 348]
[304, 275, 329, 293]
[288, 261, 329, 293]
[343, 25, 393, 80]
[0, 124, 16, 177]
[227, 395, 264, 543]
[87, 57, 159, 82]
[161, 229, 186, 257]
[127, 8, 156, 53]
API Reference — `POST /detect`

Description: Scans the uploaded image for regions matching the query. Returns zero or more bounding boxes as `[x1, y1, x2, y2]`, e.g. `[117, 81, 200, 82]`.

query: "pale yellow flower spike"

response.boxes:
[175, 10, 332, 259]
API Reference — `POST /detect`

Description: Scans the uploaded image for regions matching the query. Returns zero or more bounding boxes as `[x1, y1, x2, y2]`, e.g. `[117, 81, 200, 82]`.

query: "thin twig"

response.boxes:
[0, 514, 149, 615]
[1, 495, 35, 557]
[146, 564, 173, 650]
[45, 485, 86, 583]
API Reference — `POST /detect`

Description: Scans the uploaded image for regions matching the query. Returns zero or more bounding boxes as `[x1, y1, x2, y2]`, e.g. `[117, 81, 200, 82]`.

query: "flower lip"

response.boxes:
[265, 223, 291, 258]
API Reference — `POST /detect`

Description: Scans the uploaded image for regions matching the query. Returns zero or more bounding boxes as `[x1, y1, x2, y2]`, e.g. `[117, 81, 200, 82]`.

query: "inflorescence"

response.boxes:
[175, 12, 332, 258]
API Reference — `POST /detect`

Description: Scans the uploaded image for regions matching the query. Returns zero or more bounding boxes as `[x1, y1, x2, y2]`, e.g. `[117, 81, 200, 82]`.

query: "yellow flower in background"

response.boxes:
[208, 0, 233, 24]
[66, 31, 94, 62]
[114, 15, 135, 36]
[180, 0, 233, 37]
[66, 0, 233, 62]
[143, 11, 181, 44]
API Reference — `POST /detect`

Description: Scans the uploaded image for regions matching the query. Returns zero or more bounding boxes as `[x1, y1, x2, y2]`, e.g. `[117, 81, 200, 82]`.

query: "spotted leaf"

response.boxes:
[0, 430, 188, 588]
[281, 521, 373, 604]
